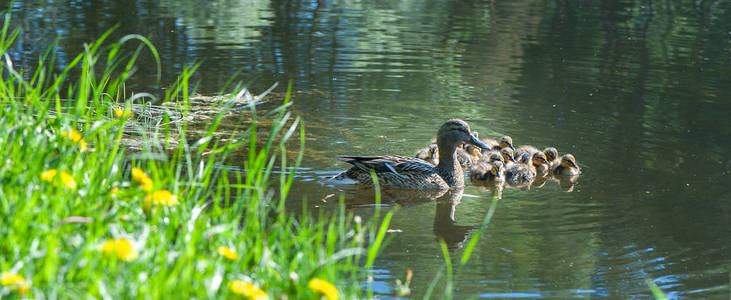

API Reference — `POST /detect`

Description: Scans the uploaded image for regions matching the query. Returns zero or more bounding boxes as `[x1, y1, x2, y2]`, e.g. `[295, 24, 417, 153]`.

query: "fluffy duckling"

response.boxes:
[514, 145, 540, 158]
[507, 152, 551, 182]
[481, 136, 514, 152]
[514, 146, 553, 175]
[470, 160, 505, 183]
[552, 154, 580, 176]
[415, 144, 439, 165]
[543, 147, 559, 168]
[532, 151, 551, 176]
[500, 148, 515, 165]
[505, 152, 536, 185]
[456, 144, 482, 168]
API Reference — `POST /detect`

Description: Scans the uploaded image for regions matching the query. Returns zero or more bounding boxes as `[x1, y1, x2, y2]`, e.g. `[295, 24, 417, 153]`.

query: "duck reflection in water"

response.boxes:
[432, 189, 479, 250]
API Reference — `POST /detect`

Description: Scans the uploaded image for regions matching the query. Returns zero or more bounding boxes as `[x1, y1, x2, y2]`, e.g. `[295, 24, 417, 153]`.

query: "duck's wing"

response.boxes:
[337, 155, 435, 175]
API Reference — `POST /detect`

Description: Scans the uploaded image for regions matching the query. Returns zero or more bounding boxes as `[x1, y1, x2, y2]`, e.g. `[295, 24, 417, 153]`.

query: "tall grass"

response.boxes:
[0, 12, 388, 299]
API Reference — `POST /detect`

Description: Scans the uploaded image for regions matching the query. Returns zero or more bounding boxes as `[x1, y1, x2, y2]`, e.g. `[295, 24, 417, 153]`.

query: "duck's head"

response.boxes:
[531, 152, 550, 168]
[500, 148, 515, 163]
[560, 154, 579, 170]
[437, 119, 489, 150]
[487, 152, 504, 163]
[543, 147, 558, 162]
[499, 136, 515, 150]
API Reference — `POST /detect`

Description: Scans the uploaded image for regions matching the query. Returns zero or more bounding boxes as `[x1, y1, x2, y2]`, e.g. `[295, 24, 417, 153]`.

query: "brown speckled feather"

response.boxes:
[335, 155, 448, 189]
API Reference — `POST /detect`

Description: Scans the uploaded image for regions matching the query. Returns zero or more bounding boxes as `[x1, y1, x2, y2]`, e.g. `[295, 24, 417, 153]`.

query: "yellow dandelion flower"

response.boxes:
[41, 169, 57, 182]
[308, 278, 338, 300]
[61, 129, 82, 142]
[140, 177, 153, 191]
[111, 187, 120, 195]
[79, 139, 88, 151]
[1, 272, 30, 295]
[145, 190, 179, 206]
[59, 171, 77, 189]
[40, 169, 76, 189]
[217, 246, 238, 260]
[131, 168, 154, 191]
[228, 280, 268, 300]
[114, 106, 134, 118]
[101, 238, 138, 261]
[61, 129, 88, 152]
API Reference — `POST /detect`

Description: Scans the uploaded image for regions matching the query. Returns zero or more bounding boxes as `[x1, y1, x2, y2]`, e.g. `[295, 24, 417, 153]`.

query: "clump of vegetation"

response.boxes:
[0, 12, 389, 299]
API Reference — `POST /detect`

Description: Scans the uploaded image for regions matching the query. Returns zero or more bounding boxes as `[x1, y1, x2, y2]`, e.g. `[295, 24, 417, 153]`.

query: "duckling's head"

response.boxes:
[464, 144, 482, 157]
[531, 152, 550, 168]
[543, 147, 558, 162]
[560, 154, 579, 169]
[500, 148, 515, 163]
[517, 152, 531, 164]
[428, 144, 439, 160]
[491, 161, 505, 179]
[499, 136, 515, 150]
[437, 119, 489, 150]
[487, 152, 504, 163]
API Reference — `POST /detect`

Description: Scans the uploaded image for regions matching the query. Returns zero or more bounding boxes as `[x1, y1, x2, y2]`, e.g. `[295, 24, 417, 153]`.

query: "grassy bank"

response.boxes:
[0, 13, 389, 299]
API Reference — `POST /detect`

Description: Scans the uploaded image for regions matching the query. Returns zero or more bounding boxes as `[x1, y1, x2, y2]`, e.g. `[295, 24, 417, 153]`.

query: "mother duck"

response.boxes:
[325, 119, 489, 190]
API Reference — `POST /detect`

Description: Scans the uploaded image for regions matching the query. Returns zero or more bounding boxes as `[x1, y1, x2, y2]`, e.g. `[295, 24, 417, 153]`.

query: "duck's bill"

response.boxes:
[469, 135, 491, 150]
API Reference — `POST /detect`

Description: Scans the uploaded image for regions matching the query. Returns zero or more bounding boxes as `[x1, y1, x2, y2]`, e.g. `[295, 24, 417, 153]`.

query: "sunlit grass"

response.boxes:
[0, 12, 388, 299]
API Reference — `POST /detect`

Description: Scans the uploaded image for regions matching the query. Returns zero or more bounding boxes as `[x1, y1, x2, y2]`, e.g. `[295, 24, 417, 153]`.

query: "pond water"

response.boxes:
[6, 0, 731, 298]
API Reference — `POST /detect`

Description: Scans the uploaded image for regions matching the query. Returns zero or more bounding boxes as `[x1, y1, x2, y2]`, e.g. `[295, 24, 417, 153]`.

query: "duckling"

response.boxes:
[505, 152, 536, 185]
[481, 135, 514, 152]
[532, 151, 551, 176]
[325, 119, 490, 190]
[552, 154, 580, 176]
[470, 160, 505, 183]
[415, 144, 439, 165]
[455, 144, 482, 168]
[514, 145, 540, 158]
[543, 147, 559, 168]
[500, 148, 515, 165]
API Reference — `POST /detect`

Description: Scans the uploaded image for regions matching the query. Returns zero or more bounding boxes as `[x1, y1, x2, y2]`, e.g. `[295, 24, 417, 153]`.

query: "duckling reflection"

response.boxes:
[556, 174, 580, 192]
[531, 175, 550, 188]
[432, 189, 477, 250]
